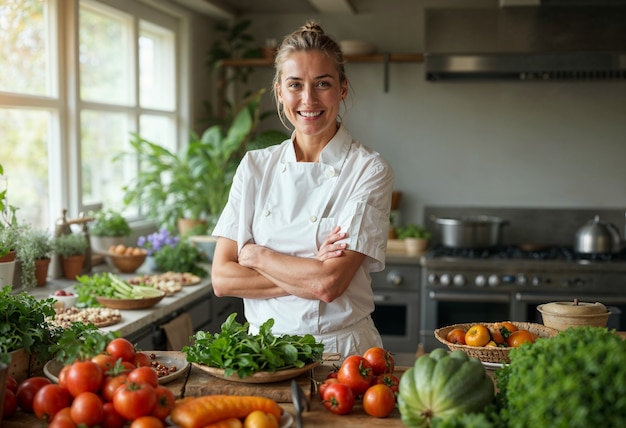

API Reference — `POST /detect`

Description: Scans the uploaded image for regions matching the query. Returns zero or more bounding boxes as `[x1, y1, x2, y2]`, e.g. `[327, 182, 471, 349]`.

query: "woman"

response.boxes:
[211, 21, 394, 357]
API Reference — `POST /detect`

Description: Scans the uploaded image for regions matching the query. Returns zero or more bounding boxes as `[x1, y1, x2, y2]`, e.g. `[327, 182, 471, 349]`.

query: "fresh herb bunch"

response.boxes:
[89, 209, 131, 237]
[184, 313, 324, 379]
[49, 323, 120, 365]
[153, 239, 208, 277]
[138, 228, 179, 256]
[74, 272, 117, 307]
[494, 326, 626, 427]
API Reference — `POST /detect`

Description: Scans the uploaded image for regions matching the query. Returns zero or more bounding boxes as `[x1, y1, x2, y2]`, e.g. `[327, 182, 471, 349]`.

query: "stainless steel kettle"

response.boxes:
[574, 215, 622, 254]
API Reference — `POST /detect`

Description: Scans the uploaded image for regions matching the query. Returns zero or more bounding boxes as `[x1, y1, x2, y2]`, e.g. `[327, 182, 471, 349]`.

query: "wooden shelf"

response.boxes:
[221, 53, 423, 68]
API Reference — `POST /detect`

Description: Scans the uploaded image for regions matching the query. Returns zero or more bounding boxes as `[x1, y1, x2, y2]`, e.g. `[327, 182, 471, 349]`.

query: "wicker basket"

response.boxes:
[434, 322, 559, 364]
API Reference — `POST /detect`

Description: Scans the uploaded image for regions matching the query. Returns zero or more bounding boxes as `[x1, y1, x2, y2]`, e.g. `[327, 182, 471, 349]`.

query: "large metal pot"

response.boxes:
[574, 215, 621, 254]
[432, 215, 509, 248]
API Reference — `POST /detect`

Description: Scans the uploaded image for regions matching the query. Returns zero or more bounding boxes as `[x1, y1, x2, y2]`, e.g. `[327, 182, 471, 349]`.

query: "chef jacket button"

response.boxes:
[262, 210, 270, 217]
[281, 164, 287, 172]
[309, 215, 318, 223]
[325, 167, 336, 177]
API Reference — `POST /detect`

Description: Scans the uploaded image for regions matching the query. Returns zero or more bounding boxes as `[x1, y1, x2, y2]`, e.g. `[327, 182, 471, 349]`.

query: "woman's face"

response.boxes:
[276, 49, 347, 142]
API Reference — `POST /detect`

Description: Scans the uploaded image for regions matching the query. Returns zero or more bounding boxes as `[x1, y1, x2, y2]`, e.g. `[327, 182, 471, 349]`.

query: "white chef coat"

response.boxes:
[212, 124, 394, 356]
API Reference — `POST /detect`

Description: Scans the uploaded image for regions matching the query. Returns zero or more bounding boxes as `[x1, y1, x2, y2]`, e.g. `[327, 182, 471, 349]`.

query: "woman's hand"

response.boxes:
[317, 226, 347, 261]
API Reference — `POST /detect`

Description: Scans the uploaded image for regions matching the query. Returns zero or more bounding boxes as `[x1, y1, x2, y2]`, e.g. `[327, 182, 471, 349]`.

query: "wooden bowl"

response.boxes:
[537, 301, 610, 331]
[107, 252, 147, 273]
[96, 291, 164, 310]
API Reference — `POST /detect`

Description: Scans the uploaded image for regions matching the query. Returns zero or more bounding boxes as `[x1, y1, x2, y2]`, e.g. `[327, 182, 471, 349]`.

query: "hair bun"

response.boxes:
[301, 20, 324, 35]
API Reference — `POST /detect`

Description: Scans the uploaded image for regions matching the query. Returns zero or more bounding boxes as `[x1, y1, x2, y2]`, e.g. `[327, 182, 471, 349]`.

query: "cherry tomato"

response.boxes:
[133, 352, 152, 368]
[106, 338, 136, 362]
[65, 360, 104, 397]
[33, 384, 71, 422]
[70, 391, 104, 427]
[363, 347, 395, 376]
[362, 384, 396, 418]
[101, 402, 126, 428]
[151, 385, 175, 420]
[318, 377, 339, 399]
[3, 388, 18, 418]
[336, 355, 374, 396]
[16, 376, 52, 412]
[373, 373, 400, 395]
[128, 366, 159, 388]
[322, 382, 354, 415]
[5, 375, 18, 393]
[113, 382, 157, 420]
[130, 415, 165, 428]
[101, 373, 128, 402]
[91, 354, 118, 373]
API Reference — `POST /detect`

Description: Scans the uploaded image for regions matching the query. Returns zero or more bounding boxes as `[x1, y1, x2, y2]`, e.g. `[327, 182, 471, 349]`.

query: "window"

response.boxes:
[0, 0, 186, 230]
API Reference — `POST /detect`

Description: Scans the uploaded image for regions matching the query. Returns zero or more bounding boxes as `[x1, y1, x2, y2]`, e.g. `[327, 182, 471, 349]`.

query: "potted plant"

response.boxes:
[0, 163, 20, 287]
[15, 225, 53, 288]
[117, 89, 287, 235]
[396, 224, 431, 255]
[138, 228, 179, 272]
[53, 233, 89, 279]
[88, 208, 131, 254]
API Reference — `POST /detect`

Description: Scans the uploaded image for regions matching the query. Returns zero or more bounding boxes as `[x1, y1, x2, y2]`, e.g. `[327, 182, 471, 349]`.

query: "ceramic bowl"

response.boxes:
[537, 300, 610, 331]
[50, 293, 78, 309]
[107, 252, 147, 273]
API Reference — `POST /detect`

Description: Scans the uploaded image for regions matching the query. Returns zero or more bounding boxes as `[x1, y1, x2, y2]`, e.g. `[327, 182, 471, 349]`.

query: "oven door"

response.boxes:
[421, 288, 512, 352]
[371, 289, 420, 354]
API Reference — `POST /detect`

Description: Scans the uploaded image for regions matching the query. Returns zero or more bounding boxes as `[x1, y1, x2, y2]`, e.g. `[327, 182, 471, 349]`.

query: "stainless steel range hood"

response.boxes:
[424, 6, 626, 81]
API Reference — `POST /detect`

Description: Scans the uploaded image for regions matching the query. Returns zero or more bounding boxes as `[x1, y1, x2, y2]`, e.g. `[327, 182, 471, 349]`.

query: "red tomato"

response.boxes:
[113, 382, 157, 420]
[106, 338, 136, 362]
[101, 374, 128, 402]
[322, 382, 354, 415]
[132, 352, 151, 368]
[130, 415, 165, 428]
[373, 373, 400, 395]
[48, 408, 77, 428]
[3, 388, 18, 418]
[5, 375, 18, 393]
[363, 347, 395, 376]
[65, 360, 104, 397]
[70, 391, 104, 427]
[151, 385, 175, 420]
[318, 377, 339, 399]
[101, 402, 126, 428]
[128, 366, 159, 388]
[362, 384, 396, 418]
[50, 407, 73, 423]
[16, 376, 52, 412]
[336, 355, 374, 396]
[57, 365, 71, 389]
[91, 354, 118, 373]
[33, 384, 71, 422]
[121, 360, 137, 374]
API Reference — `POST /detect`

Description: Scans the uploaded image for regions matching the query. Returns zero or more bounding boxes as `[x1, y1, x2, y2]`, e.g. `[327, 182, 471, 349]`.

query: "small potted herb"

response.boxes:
[15, 225, 53, 288]
[153, 238, 207, 277]
[88, 209, 131, 254]
[53, 233, 89, 279]
[396, 224, 431, 255]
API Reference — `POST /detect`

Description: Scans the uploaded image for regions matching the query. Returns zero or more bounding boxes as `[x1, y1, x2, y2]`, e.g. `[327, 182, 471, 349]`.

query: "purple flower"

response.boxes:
[138, 228, 179, 256]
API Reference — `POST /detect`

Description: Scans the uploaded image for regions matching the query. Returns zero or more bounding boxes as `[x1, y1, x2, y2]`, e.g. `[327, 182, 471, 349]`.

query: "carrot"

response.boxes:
[202, 418, 243, 428]
[171, 395, 283, 428]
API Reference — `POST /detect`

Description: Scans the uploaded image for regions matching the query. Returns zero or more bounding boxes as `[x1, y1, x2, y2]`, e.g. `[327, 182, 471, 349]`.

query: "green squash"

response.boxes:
[398, 349, 495, 427]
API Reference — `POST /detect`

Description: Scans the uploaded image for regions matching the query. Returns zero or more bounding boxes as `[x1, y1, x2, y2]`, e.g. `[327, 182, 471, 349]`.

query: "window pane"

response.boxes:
[79, 5, 132, 104]
[139, 115, 176, 152]
[0, 108, 50, 229]
[80, 110, 130, 212]
[0, 0, 50, 95]
[139, 21, 175, 110]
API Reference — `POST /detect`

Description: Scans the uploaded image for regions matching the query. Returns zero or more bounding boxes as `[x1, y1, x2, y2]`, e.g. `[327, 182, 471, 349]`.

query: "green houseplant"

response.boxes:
[15, 225, 53, 288]
[88, 208, 131, 253]
[118, 88, 287, 234]
[53, 233, 89, 279]
[396, 224, 431, 256]
[0, 163, 19, 261]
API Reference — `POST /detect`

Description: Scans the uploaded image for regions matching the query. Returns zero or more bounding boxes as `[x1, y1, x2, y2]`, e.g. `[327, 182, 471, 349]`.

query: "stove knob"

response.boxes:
[531, 276, 541, 286]
[475, 275, 486, 287]
[440, 274, 451, 286]
[488, 275, 500, 287]
[427, 274, 438, 285]
[517, 275, 527, 285]
[453, 274, 466, 287]
[386, 271, 403, 286]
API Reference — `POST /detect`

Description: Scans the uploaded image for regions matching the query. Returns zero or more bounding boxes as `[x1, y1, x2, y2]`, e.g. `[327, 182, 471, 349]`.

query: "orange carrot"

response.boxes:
[171, 395, 282, 428]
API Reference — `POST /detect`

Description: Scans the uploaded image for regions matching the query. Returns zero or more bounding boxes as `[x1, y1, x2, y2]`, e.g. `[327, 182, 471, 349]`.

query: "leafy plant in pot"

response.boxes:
[396, 224, 431, 255]
[117, 88, 287, 235]
[15, 225, 53, 288]
[0, 162, 19, 262]
[53, 233, 89, 279]
[88, 208, 131, 254]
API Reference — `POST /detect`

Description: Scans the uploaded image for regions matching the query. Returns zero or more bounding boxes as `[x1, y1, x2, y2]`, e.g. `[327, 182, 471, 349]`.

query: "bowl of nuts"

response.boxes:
[107, 245, 147, 273]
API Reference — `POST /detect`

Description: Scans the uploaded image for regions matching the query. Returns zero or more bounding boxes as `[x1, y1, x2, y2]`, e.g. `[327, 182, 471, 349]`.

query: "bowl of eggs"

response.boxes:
[107, 245, 147, 273]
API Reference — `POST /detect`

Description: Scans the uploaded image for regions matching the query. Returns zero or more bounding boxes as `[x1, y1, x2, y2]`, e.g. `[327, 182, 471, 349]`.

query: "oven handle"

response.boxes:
[428, 290, 510, 303]
[515, 292, 626, 305]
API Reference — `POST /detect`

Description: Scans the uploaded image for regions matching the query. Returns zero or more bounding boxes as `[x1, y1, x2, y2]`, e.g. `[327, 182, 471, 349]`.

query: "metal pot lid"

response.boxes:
[538, 299, 608, 316]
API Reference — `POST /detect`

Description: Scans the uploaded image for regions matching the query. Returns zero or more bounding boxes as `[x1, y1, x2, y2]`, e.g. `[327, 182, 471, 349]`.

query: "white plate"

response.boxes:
[481, 361, 507, 370]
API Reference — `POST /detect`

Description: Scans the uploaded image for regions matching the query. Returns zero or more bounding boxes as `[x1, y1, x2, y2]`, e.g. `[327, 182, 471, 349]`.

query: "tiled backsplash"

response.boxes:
[424, 206, 626, 247]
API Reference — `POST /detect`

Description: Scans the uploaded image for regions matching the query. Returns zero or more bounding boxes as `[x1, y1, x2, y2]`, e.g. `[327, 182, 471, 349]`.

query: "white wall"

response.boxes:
[199, 0, 626, 225]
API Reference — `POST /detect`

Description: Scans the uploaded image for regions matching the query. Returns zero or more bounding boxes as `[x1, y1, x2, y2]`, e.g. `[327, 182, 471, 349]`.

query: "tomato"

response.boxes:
[488, 325, 506, 345]
[128, 366, 159, 388]
[336, 355, 374, 396]
[106, 338, 136, 362]
[501, 321, 518, 333]
[465, 324, 491, 347]
[113, 382, 157, 420]
[57, 365, 71, 389]
[318, 377, 339, 399]
[33, 384, 71, 422]
[373, 373, 400, 395]
[446, 328, 467, 345]
[16, 376, 52, 412]
[151, 385, 175, 420]
[3, 388, 18, 418]
[91, 354, 118, 373]
[507, 329, 535, 348]
[243, 410, 279, 428]
[65, 360, 104, 397]
[48, 407, 77, 428]
[130, 415, 165, 428]
[363, 347, 395, 376]
[362, 384, 396, 418]
[121, 360, 137, 374]
[5, 375, 18, 393]
[322, 382, 354, 415]
[132, 352, 152, 368]
[101, 402, 126, 428]
[71, 391, 104, 427]
[101, 373, 128, 402]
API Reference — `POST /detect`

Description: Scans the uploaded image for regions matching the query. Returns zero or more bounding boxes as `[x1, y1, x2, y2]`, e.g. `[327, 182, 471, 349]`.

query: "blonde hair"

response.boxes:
[272, 21, 348, 128]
